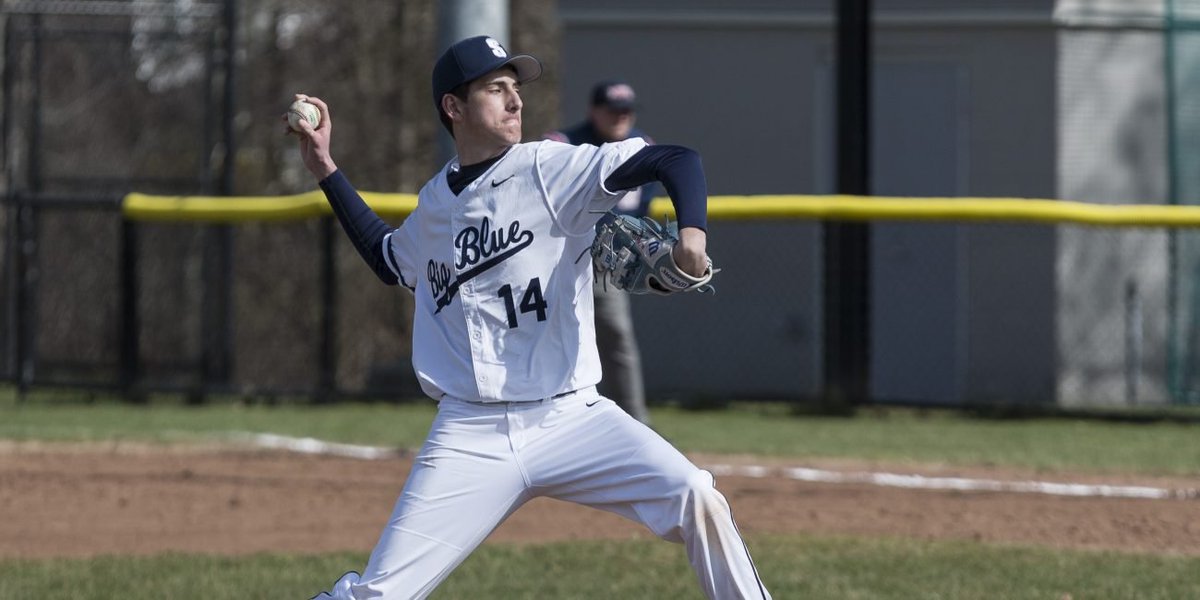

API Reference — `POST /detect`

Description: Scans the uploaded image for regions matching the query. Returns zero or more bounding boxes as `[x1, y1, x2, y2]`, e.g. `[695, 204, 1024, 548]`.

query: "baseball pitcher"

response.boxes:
[299, 36, 770, 600]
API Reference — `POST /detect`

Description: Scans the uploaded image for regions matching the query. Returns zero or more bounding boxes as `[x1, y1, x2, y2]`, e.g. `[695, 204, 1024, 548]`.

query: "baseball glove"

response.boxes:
[590, 212, 717, 295]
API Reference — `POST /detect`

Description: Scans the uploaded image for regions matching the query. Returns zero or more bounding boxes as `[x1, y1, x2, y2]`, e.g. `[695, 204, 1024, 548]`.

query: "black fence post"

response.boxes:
[318, 217, 337, 403]
[197, 0, 238, 404]
[14, 193, 34, 400]
[0, 14, 13, 389]
[200, 228, 233, 403]
[120, 217, 143, 402]
[16, 13, 45, 400]
[1, 194, 12, 388]
[822, 0, 872, 412]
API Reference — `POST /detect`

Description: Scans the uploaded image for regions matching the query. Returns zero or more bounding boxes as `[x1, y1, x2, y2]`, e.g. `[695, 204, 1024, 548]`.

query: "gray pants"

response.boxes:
[593, 284, 650, 424]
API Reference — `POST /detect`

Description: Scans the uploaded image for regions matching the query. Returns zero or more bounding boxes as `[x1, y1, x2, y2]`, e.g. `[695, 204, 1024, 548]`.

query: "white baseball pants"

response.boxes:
[312, 386, 770, 600]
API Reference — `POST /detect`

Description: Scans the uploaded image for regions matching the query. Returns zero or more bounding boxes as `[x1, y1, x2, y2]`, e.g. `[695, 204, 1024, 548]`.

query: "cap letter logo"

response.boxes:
[486, 38, 507, 58]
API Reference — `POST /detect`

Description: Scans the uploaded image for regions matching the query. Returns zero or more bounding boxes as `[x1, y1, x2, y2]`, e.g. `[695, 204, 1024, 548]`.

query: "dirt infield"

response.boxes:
[1, 443, 1198, 559]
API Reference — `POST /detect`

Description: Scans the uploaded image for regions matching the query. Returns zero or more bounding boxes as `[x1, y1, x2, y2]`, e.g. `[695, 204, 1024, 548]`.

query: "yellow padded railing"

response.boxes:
[122, 192, 1200, 228]
[123, 190, 418, 222]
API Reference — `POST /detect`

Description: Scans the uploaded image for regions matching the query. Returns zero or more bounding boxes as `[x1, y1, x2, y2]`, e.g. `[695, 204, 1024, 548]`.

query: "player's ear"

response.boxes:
[441, 94, 463, 121]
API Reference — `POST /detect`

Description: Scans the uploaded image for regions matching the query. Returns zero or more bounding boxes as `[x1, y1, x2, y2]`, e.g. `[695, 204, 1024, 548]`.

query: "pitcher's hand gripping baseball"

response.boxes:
[283, 94, 337, 180]
[590, 212, 717, 295]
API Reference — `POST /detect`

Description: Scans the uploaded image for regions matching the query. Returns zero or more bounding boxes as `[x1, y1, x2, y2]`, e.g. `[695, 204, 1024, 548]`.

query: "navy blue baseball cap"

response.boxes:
[432, 36, 542, 111]
[590, 80, 637, 111]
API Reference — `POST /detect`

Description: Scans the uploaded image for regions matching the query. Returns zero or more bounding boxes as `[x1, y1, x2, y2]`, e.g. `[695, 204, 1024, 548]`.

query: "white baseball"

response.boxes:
[287, 99, 321, 132]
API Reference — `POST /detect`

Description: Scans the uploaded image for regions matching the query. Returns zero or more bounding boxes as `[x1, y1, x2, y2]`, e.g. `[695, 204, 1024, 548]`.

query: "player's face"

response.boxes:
[461, 69, 524, 147]
[590, 105, 635, 142]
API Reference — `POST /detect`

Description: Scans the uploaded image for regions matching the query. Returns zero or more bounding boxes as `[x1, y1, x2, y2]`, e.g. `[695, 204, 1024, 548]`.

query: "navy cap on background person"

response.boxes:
[432, 35, 542, 129]
[590, 80, 637, 112]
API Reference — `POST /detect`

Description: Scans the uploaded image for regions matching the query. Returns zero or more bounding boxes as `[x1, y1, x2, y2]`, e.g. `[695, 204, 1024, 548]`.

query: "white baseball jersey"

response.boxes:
[381, 137, 648, 402]
[312, 137, 772, 600]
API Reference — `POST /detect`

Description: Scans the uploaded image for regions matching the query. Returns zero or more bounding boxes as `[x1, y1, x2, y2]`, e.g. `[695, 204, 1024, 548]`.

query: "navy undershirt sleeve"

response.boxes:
[604, 145, 708, 230]
[318, 170, 399, 285]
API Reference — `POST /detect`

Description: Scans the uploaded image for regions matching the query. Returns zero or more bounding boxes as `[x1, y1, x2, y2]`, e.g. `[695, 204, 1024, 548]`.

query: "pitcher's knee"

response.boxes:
[648, 469, 728, 541]
[685, 468, 713, 490]
[687, 469, 732, 517]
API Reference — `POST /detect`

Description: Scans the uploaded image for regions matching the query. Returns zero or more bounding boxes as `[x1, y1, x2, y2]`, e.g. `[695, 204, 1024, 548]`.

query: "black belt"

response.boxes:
[454, 388, 579, 406]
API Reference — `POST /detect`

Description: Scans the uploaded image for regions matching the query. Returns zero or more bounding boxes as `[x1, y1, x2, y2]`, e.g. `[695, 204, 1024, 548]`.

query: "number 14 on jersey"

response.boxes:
[497, 277, 548, 328]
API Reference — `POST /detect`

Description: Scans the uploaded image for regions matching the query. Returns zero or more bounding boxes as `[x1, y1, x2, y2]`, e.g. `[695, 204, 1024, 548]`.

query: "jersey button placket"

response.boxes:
[462, 224, 494, 395]
[465, 312, 489, 396]
[463, 289, 487, 394]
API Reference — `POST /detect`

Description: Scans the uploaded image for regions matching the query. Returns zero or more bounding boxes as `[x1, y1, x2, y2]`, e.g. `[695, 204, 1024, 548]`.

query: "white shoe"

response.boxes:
[310, 571, 360, 600]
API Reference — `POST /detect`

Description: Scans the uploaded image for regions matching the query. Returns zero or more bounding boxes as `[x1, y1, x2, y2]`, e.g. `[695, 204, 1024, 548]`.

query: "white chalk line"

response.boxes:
[238, 432, 401, 461]
[237, 432, 1199, 501]
[708, 465, 1199, 501]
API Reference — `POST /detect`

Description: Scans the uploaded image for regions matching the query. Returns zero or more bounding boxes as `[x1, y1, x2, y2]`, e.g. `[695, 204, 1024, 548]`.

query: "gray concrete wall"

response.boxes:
[558, 2, 1059, 403]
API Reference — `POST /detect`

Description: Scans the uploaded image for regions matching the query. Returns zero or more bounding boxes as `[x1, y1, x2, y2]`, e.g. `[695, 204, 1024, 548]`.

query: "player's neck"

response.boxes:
[456, 140, 514, 167]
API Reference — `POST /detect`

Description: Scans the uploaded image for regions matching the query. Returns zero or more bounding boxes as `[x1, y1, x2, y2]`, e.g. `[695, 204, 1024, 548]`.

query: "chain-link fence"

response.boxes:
[0, 0, 434, 401]
[4, 1, 1196, 408]
[2, 1, 231, 398]
[0, 0, 567, 402]
[1045, 1, 1200, 406]
[1167, 0, 1200, 403]
[1057, 224, 1169, 407]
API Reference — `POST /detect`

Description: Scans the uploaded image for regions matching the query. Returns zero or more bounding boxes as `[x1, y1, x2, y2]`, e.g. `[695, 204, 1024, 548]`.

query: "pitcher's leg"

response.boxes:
[675, 468, 771, 599]
[524, 395, 770, 599]
[313, 400, 529, 600]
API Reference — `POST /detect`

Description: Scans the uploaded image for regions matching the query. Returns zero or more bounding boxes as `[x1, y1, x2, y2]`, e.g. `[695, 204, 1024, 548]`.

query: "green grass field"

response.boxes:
[2, 391, 1199, 599]
[1, 536, 1198, 599]
[2, 393, 1198, 474]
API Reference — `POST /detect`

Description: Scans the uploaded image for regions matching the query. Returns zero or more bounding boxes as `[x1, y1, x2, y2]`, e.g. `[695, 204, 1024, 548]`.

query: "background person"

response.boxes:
[545, 80, 654, 424]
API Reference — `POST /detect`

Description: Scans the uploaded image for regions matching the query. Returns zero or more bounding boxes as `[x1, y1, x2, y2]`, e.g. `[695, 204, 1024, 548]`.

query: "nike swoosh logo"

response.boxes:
[491, 174, 515, 187]
[586, 400, 602, 407]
